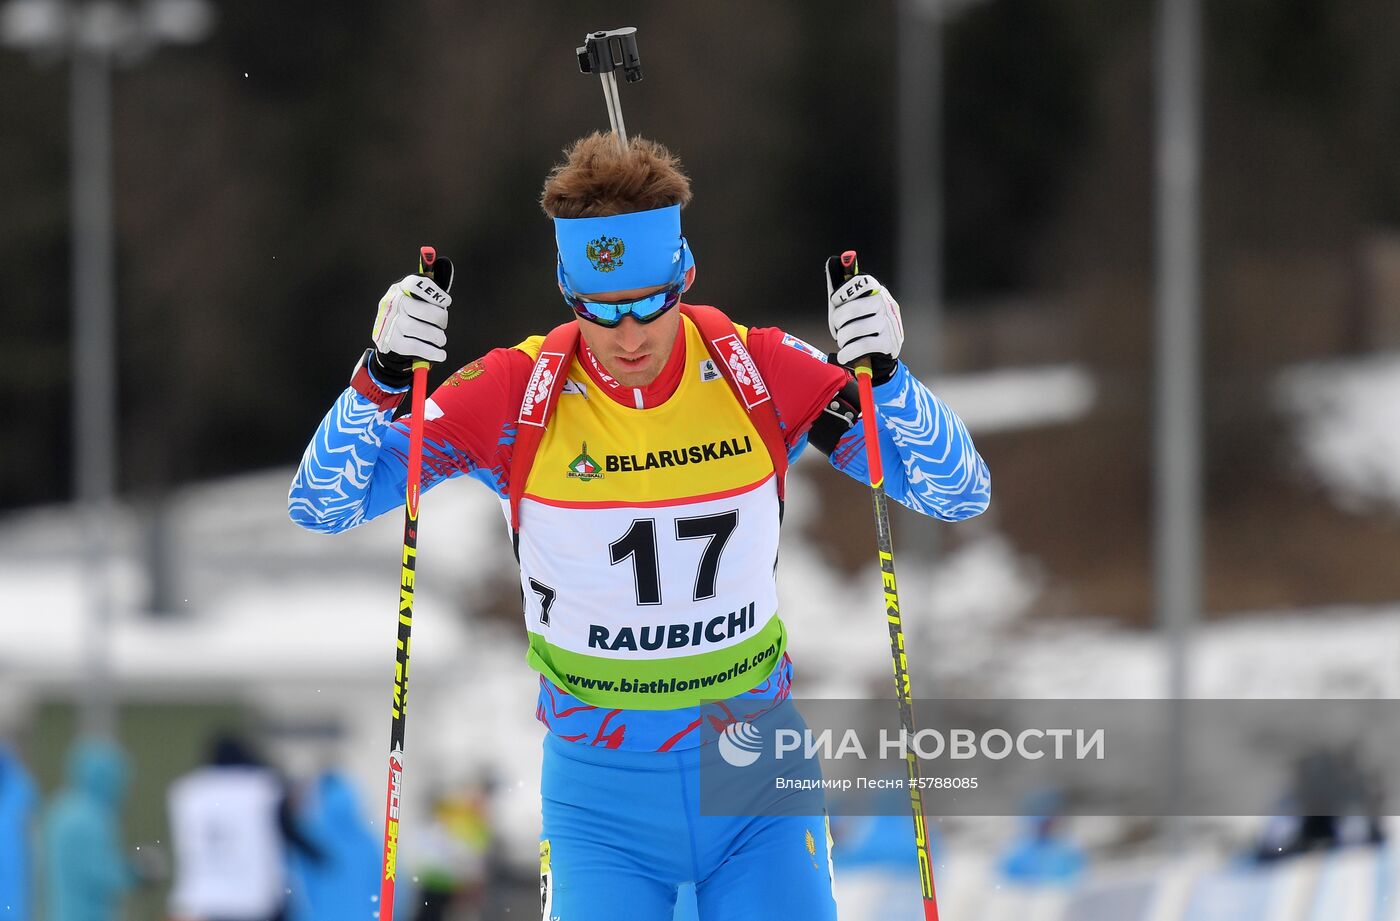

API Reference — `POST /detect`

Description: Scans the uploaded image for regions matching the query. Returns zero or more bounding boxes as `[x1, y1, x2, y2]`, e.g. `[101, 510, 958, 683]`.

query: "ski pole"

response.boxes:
[576, 26, 643, 153]
[377, 245, 438, 921]
[835, 249, 942, 921]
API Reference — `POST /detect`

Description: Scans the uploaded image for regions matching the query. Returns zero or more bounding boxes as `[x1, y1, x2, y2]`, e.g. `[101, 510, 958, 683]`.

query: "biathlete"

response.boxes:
[288, 132, 990, 920]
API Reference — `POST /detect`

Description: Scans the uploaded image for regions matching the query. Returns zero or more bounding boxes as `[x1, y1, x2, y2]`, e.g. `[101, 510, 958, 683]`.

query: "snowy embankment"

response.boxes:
[1278, 352, 1400, 514]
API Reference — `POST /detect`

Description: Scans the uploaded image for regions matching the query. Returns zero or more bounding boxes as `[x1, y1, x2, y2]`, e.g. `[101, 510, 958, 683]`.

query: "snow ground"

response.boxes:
[926, 364, 1097, 434]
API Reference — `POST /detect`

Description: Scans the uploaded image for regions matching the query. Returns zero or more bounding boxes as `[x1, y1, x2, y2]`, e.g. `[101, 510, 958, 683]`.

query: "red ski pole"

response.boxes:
[377, 245, 438, 920]
[835, 249, 941, 920]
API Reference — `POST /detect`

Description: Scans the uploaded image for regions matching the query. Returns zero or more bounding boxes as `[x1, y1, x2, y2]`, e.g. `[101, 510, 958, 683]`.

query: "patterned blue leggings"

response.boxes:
[539, 732, 837, 921]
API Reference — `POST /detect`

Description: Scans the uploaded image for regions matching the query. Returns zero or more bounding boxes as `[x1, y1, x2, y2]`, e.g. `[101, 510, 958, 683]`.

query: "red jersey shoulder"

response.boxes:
[743, 326, 849, 446]
[429, 345, 535, 410]
[415, 344, 538, 473]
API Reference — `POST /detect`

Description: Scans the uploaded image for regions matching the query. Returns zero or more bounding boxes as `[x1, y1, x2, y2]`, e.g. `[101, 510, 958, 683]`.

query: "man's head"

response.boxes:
[542, 133, 694, 388]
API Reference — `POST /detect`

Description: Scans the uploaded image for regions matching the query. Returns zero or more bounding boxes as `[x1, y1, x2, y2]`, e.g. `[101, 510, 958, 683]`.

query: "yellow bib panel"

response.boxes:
[510, 317, 787, 709]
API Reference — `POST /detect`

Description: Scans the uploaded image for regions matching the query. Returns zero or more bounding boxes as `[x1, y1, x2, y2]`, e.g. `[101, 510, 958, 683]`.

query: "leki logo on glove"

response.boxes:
[412, 277, 447, 303]
[565, 442, 603, 482]
[841, 276, 870, 300]
[585, 236, 625, 273]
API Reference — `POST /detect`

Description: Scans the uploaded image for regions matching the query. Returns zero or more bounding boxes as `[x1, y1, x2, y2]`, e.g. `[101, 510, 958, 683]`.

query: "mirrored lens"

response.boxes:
[558, 254, 686, 328]
[571, 285, 681, 328]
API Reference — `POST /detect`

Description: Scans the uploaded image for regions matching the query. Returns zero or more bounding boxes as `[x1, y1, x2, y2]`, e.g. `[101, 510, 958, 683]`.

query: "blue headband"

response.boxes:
[554, 204, 694, 294]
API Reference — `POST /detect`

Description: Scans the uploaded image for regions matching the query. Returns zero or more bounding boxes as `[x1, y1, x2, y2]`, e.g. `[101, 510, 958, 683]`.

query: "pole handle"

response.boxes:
[411, 247, 438, 372]
[832, 249, 886, 486]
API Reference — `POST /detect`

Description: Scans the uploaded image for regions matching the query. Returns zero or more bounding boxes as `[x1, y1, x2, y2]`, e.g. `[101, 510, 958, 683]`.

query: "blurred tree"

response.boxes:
[0, 52, 71, 507]
[8, 0, 1400, 535]
[943, 0, 1093, 299]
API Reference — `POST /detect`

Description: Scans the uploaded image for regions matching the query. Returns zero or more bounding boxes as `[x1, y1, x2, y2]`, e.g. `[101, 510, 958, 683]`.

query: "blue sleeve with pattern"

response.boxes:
[828, 362, 990, 521]
[287, 388, 470, 534]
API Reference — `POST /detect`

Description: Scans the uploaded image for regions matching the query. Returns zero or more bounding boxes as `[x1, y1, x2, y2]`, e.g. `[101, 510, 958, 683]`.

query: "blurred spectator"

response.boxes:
[40, 738, 138, 921]
[286, 771, 377, 921]
[997, 788, 1085, 886]
[408, 785, 493, 921]
[0, 745, 36, 919]
[1256, 813, 1384, 862]
[1255, 748, 1385, 862]
[830, 804, 937, 921]
[998, 816, 1086, 885]
[837, 812, 933, 871]
[167, 732, 321, 921]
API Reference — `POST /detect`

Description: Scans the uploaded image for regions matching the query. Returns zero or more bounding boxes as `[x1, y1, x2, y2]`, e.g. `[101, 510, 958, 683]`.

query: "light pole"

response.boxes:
[896, 0, 986, 695]
[896, 0, 986, 376]
[897, 0, 943, 378]
[1, 0, 213, 737]
[1154, 0, 1202, 842]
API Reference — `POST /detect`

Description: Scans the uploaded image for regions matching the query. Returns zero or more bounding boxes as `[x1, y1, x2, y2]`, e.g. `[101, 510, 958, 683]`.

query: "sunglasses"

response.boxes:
[558, 259, 685, 328]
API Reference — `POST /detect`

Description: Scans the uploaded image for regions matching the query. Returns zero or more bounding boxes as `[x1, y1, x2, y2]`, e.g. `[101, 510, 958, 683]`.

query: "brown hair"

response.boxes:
[540, 132, 692, 219]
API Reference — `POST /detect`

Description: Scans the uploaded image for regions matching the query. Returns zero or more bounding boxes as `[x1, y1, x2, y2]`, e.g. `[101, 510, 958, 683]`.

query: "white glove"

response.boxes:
[371, 273, 451, 364]
[827, 273, 904, 367]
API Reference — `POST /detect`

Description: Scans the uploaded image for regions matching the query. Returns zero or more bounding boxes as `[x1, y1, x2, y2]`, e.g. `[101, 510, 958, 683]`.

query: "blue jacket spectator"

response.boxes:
[998, 814, 1086, 885]
[41, 739, 136, 921]
[288, 772, 378, 921]
[0, 746, 36, 920]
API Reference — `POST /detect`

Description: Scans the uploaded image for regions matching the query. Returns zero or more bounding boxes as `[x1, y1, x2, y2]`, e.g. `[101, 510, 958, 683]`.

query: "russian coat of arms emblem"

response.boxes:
[585, 236, 625, 273]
